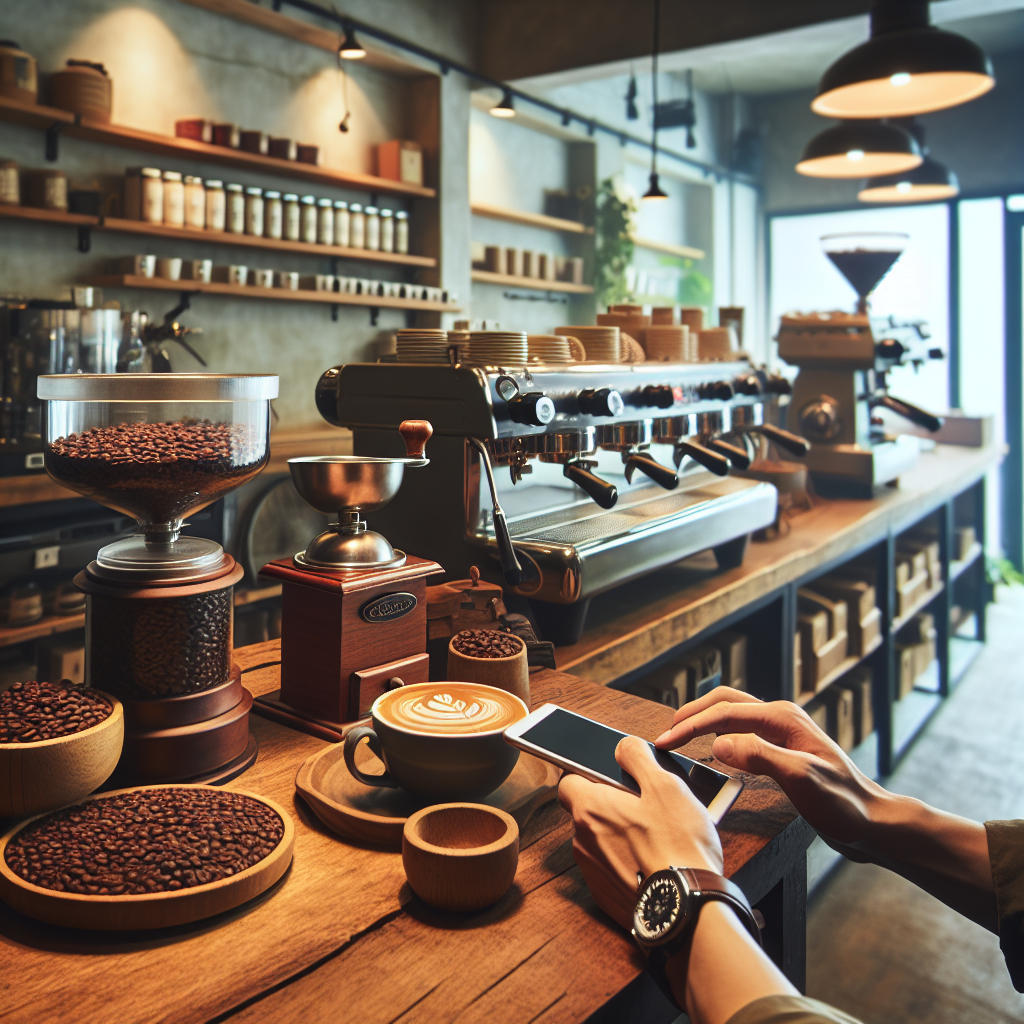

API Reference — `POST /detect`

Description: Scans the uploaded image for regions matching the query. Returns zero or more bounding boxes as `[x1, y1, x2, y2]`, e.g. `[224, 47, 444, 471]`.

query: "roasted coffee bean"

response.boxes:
[0, 681, 112, 744]
[4, 788, 284, 896]
[450, 629, 524, 659]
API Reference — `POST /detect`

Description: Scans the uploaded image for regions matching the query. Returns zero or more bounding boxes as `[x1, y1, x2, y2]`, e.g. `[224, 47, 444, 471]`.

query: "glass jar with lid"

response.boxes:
[349, 202, 365, 249]
[380, 208, 394, 253]
[162, 170, 184, 227]
[317, 197, 334, 246]
[264, 190, 283, 240]
[300, 195, 317, 245]
[183, 175, 205, 229]
[395, 210, 409, 254]
[226, 183, 245, 233]
[283, 193, 300, 241]
[244, 186, 264, 236]
[333, 200, 350, 248]
[364, 205, 380, 251]
[205, 179, 225, 231]
[139, 167, 163, 224]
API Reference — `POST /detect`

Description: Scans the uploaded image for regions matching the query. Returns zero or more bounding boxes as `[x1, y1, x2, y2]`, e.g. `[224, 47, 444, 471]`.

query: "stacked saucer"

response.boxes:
[396, 329, 450, 364]
[555, 325, 620, 363]
[447, 330, 470, 363]
[646, 325, 695, 362]
[527, 334, 573, 364]
[468, 331, 528, 365]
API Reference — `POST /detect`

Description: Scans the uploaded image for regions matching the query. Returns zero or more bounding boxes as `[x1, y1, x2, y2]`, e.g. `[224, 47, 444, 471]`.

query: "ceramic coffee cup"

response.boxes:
[156, 257, 182, 281]
[343, 680, 528, 802]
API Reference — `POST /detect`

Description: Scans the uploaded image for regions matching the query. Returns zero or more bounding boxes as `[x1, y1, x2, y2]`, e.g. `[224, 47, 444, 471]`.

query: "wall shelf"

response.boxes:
[949, 541, 982, 582]
[84, 274, 461, 311]
[0, 205, 437, 268]
[0, 95, 435, 199]
[471, 202, 593, 235]
[631, 235, 706, 261]
[0, 612, 84, 650]
[471, 269, 594, 294]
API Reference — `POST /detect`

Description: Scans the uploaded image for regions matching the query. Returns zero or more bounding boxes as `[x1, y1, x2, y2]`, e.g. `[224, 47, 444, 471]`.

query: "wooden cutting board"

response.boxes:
[295, 743, 560, 850]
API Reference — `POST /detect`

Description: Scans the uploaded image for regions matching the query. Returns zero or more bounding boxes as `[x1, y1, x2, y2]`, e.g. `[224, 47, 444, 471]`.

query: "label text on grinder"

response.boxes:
[361, 592, 417, 623]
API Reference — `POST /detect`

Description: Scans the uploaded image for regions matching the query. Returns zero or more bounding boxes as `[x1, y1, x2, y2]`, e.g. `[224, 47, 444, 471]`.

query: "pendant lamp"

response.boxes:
[858, 119, 958, 201]
[489, 88, 515, 118]
[812, 0, 994, 119]
[796, 120, 921, 178]
[643, 0, 668, 201]
[338, 23, 366, 60]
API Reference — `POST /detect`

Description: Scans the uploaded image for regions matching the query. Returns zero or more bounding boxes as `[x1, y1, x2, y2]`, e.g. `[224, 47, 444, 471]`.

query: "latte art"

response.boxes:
[377, 682, 526, 734]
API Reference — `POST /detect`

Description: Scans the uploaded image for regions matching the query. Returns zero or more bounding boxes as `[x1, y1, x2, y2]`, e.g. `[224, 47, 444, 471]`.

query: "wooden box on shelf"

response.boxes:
[798, 589, 848, 638]
[836, 665, 873, 745]
[900, 538, 941, 589]
[810, 575, 875, 621]
[712, 630, 747, 691]
[821, 685, 855, 752]
[896, 645, 917, 698]
[797, 602, 848, 692]
[376, 140, 423, 187]
[898, 569, 931, 618]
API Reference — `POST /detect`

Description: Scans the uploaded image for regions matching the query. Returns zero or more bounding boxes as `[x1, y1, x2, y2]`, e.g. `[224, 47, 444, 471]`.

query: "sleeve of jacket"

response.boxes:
[725, 995, 865, 1024]
[986, 820, 1024, 993]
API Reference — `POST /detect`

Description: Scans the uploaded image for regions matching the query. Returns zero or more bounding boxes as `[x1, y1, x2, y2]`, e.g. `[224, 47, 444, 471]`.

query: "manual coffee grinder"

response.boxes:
[255, 420, 443, 737]
[37, 373, 279, 783]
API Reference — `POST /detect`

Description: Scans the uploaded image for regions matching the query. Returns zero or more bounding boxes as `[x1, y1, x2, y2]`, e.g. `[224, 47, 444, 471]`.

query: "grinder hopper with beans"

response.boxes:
[36, 373, 280, 785]
[255, 421, 445, 737]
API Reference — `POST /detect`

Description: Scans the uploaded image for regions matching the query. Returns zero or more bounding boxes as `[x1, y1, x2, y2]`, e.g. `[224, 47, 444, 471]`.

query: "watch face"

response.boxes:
[634, 873, 683, 943]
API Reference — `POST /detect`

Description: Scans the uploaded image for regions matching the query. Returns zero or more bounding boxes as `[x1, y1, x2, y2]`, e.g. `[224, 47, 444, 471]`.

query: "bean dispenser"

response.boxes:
[37, 373, 279, 783]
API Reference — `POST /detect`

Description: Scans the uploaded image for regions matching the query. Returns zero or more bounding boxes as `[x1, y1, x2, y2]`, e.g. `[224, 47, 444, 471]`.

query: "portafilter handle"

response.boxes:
[564, 461, 619, 509]
[872, 395, 943, 433]
[400, 419, 433, 462]
[750, 423, 810, 456]
[674, 440, 730, 476]
[468, 437, 522, 587]
[706, 438, 751, 470]
[624, 452, 679, 490]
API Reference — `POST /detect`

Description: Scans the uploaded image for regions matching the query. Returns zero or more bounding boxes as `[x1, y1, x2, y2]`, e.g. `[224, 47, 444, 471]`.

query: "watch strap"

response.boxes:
[678, 868, 762, 946]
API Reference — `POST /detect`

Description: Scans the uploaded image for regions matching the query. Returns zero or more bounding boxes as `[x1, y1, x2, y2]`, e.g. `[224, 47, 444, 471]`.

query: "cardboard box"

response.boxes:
[712, 630, 747, 690]
[853, 606, 883, 656]
[835, 665, 873, 746]
[805, 630, 848, 691]
[821, 685, 855, 752]
[896, 645, 916, 698]
[895, 559, 911, 589]
[798, 589, 848, 639]
[901, 539, 941, 589]
[376, 139, 423, 186]
[798, 610, 829, 658]
[898, 570, 930, 618]
[811, 576, 877, 622]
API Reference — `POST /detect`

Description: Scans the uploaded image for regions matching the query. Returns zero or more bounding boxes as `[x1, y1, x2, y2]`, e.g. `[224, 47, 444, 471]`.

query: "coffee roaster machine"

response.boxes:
[316, 360, 809, 643]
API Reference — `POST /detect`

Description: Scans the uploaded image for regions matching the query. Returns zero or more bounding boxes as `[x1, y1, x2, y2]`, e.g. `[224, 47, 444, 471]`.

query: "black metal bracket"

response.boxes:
[369, 306, 379, 326]
[77, 226, 91, 253]
[45, 121, 66, 162]
[331, 303, 339, 322]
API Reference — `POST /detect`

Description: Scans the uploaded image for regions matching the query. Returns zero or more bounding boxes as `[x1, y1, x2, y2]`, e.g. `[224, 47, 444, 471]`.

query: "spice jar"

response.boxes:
[334, 200, 350, 248]
[162, 170, 184, 227]
[395, 210, 409, 254]
[264, 190, 282, 240]
[205, 179, 225, 231]
[244, 186, 264, 236]
[364, 205, 380, 251]
[124, 167, 162, 222]
[300, 195, 317, 245]
[317, 197, 334, 246]
[183, 175, 205, 229]
[226, 183, 244, 233]
[349, 202, 365, 249]
[283, 193, 300, 241]
[380, 208, 394, 253]
[0, 160, 20, 205]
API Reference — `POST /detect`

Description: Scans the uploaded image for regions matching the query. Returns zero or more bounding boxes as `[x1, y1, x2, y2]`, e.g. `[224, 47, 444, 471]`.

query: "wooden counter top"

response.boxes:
[0, 643, 812, 1024]
[555, 444, 1002, 686]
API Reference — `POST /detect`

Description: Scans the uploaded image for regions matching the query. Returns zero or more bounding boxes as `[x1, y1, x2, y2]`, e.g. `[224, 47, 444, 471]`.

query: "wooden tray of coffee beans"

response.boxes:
[0, 784, 294, 930]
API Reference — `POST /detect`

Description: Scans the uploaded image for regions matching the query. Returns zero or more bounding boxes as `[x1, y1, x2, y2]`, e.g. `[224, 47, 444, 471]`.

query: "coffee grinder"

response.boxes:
[37, 372, 278, 783]
[255, 420, 443, 738]
[778, 232, 943, 497]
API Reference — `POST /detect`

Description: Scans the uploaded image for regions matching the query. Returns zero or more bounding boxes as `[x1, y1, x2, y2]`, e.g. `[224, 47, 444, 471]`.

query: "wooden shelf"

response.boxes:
[796, 634, 883, 706]
[0, 612, 84, 650]
[630, 235, 706, 261]
[891, 582, 944, 635]
[0, 95, 435, 200]
[950, 541, 983, 582]
[84, 275, 461, 311]
[471, 269, 594, 294]
[471, 202, 593, 235]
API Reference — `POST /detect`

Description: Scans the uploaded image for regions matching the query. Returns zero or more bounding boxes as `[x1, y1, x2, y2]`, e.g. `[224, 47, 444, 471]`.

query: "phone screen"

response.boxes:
[517, 707, 731, 807]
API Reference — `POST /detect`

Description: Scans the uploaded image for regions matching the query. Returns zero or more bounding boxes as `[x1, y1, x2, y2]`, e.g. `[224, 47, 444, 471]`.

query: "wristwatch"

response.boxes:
[631, 867, 762, 1009]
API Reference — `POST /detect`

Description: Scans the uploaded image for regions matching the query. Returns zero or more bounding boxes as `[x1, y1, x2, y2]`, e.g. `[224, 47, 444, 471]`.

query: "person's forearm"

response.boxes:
[664, 903, 795, 1024]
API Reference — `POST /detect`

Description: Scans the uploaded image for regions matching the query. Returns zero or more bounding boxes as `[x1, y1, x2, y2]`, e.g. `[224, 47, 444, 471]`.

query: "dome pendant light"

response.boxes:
[796, 120, 922, 178]
[858, 119, 958, 201]
[643, 0, 669, 201]
[338, 22, 366, 60]
[489, 88, 515, 118]
[812, 0, 994, 119]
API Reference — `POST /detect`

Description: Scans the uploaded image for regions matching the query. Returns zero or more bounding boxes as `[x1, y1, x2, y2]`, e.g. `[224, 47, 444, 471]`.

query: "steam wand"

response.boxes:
[469, 437, 522, 587]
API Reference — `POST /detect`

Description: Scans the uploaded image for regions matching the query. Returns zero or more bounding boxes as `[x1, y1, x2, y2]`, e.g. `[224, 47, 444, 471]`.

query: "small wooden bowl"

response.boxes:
[447, 637, 530, 705]
[402, 803, 519, 912]
[0, 784, 294, 930]
[0, 693, 124, 818]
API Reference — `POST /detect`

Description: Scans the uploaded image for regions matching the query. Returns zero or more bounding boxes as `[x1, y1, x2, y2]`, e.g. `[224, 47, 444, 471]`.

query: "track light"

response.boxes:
[796, 120, 921, 178]
[489, 89, 515, 118]
[812, 0, 994, 118]
[643, 172, 668, 201]
[338, 24, 366, 60]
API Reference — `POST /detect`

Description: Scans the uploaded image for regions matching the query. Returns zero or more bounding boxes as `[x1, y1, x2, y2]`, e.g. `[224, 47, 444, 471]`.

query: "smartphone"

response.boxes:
[504, 703, 743, 823]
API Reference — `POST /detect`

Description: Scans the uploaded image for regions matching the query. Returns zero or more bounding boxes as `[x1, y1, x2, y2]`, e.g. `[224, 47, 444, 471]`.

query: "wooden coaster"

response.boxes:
[295, 743, 560, 850]
[0, 784, 294, 931]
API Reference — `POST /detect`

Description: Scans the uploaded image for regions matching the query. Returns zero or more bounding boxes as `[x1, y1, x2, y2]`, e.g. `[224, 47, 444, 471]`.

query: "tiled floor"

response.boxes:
[806, 586, 1024, 1023]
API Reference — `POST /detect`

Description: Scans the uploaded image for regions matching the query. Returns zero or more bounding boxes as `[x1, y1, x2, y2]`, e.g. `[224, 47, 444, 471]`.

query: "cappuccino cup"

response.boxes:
[343, 681, 528, 802]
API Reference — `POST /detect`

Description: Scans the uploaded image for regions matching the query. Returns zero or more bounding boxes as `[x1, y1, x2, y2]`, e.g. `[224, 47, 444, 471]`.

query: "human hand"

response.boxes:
[655, 687, 885, 849]
[558, 735, 724, 929]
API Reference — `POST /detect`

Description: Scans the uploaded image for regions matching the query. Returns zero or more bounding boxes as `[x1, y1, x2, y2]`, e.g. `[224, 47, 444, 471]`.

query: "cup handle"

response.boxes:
[343, 726, 401, 790]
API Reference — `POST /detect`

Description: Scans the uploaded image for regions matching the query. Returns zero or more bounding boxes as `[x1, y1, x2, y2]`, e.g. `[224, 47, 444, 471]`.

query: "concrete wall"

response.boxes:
[0, 0, 475, 429]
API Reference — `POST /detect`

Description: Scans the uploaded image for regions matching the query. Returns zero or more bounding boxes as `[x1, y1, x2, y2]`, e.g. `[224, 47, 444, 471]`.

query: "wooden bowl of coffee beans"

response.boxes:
[447, 629, 530, 705]
[0, 680, 124, 818]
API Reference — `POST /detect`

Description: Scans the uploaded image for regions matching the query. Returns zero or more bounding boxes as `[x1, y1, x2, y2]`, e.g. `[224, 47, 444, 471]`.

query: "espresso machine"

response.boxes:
[778, 232, 943, 498]
[315, 361, 794, 643]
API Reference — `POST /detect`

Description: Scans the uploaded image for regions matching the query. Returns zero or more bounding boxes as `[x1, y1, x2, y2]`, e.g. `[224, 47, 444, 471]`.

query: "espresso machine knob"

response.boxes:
[799, 398, 842, 441]
[578, 387, 624, 417]
[733, 375, 762, 397]
[763, 374, 792, 395]
[508, 392, 556, 427]
[642, 385, 675, 409]
[697, 380, 735, 401]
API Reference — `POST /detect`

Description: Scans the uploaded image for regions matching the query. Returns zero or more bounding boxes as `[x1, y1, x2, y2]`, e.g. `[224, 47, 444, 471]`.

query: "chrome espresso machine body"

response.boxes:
[316, 361, 788, 643]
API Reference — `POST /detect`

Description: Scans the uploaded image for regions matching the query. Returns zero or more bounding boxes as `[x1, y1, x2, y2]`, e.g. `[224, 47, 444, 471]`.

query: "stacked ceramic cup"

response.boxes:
[395, 329, 450, 363]
[468, 330, 528, 365]
[555, 325, 620, 362]
[697, 327, 735, 361]
[646, 324, 696, 362]
[527, 334, 573, 364]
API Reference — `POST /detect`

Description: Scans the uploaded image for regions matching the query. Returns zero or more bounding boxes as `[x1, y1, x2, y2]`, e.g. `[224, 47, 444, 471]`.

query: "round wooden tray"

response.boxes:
[0, 784, 294, 930]
[296, 742, 559, 850]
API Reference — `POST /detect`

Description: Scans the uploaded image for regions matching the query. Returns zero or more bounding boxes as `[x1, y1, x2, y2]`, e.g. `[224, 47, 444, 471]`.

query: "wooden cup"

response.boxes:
[447, 637, 530, 705]
[402, 803, 519, 912]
